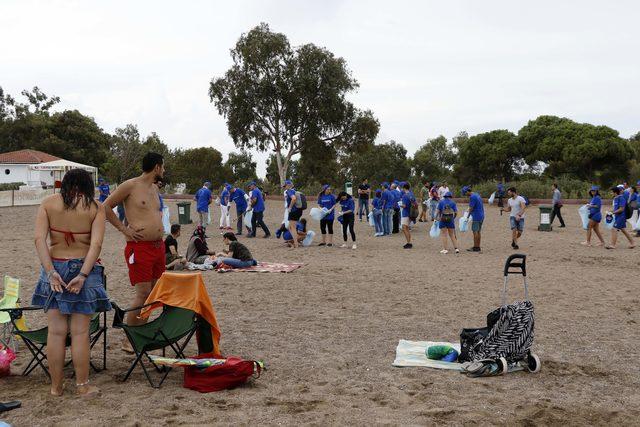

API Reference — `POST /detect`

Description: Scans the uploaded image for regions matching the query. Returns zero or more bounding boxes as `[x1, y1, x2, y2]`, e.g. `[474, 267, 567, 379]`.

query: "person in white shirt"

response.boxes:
[502, 187, 527, 249]
[438, 182, 450, 200]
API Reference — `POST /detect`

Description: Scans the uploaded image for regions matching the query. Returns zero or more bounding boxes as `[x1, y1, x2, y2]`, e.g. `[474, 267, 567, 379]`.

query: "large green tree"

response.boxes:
[172, 147, 225, 193]
[209, 23, 375, 186]
[518, 115, 633, 184]
[345, 141, 411, 185]
[224, 151, 257, 183]
[412, 135, 456, 181]
[103, 124, 145, 183]
[454, 129, 522, 183]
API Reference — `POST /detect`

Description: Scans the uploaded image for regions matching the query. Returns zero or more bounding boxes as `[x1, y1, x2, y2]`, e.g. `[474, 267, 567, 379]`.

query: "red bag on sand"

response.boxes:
[183, 353, 262, 393]
[0, 345, 16, 377]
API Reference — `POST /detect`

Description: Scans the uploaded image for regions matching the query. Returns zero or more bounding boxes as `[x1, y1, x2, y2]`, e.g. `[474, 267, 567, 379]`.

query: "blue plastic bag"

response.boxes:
[459, 215, 471, 232]
[429, 221, 441, 238]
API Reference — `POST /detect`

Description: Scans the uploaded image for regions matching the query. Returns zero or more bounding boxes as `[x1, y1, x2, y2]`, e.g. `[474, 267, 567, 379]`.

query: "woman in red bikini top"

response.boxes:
[33, 168, 110, 398]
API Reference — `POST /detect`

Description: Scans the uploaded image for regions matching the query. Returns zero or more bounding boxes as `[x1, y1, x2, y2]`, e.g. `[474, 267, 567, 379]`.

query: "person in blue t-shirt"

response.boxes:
[582, 185, 605, 247]
[194, 182, 212, 228]
[371, 190, 384, 236]
[280, 219, 308, 247]
[229, 186, 248, 235]
[97, 178, 110, 203]
[391, 181, 402, 233]
[283, 180, 302, 248]
[219, 183, 231, 230]
[436, 191, 459, 254]
[463, 185, 485, 252]
[317, 184, 336, 246]
[496, 181, 505, 208]
[606, 186, 635, 249]
[247, 181, 270, 238]
[400, 182, 415, 249]
[381, 183, 394, 236]
[336, 191, 356, 249]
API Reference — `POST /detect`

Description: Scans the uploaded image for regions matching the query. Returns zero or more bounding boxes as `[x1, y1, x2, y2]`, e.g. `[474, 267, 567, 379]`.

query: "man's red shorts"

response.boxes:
[124, 240, 166, 285]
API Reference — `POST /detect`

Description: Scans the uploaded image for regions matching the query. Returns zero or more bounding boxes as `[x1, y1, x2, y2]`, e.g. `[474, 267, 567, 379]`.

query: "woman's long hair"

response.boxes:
[60, 169, 96, 210]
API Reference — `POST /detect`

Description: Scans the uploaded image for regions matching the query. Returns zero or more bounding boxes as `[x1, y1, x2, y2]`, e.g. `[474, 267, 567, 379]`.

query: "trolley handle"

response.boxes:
[503, 253, 526, 277]
[501, 254, 528, 305]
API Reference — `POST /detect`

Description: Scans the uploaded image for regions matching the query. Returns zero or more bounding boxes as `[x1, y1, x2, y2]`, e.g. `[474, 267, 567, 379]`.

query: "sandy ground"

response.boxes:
[1, 200, 639, 426]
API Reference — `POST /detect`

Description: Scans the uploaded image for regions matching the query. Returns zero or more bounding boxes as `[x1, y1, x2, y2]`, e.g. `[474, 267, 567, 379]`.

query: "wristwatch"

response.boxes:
[79, 272, 89, 279]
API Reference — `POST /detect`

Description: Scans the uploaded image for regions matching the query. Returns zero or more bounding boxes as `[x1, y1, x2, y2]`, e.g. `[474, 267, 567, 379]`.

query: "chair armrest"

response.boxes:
[110, 301, 156, 328]
[0, 305, 44, 312]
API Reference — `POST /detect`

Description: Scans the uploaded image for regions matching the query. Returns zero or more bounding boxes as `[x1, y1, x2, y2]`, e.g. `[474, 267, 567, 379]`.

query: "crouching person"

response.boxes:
[211, 232, 258, 268]
[185, 225, 215, 264]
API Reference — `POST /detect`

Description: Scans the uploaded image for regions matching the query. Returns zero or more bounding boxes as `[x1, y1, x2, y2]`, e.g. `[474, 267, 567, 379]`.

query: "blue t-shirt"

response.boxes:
[195, 187, 212, 212]
[372, 197, 383, 210]
[231, 189, 247, 211]
[393, 189, 402, 208]
[614, 194, 627, 221]
[283, 222, 305, 240]
[251, 188, 265, 212]
[382, 189, 394, 209]
[400, 192, 413, 218]
[220, 189, 230, 207]
[285, 189, 300, 213]
[339, 197, 355, 213]
[98, 184, 110, 202]
[589, 195, 602, 221]
[468, 192, 485, 222]
[437, 199, 458, 222]
[317, 193, 336, 221]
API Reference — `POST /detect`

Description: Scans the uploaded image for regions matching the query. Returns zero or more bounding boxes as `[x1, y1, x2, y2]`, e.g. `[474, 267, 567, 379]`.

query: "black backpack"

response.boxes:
[295, 191, 307, 210]
[441, 205, 455, 222]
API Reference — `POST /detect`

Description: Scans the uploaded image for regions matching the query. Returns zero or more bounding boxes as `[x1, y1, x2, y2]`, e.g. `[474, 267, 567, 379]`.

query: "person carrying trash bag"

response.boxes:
[436, 191, 459, 254]
[459, 254, 541, 377]
[581, 185, 605, 247]
[316, 184, 336, 246]
[462, 185, 484, 252]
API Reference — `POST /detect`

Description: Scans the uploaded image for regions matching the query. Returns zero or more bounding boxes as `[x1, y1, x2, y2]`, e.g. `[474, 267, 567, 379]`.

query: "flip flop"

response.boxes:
[0, 401, 21, 412]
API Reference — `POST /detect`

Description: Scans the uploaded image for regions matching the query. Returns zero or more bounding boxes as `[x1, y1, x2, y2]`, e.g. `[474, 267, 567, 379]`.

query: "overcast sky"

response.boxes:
[2, 0, 639, 176]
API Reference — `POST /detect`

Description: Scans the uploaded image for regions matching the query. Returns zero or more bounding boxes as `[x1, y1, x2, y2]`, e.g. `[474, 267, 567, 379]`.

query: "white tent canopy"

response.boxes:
[29, 159, 98, 183]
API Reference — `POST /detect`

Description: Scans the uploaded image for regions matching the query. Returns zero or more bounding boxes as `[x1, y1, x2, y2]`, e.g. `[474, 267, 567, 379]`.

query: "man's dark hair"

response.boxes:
[223, 231, 237, 241]
[612, 186, 622, 195]
[142, 152, 164, 173]
[61, 168, 96, 210]
[170, 224, 181, 235]
[403, 183, 410, 190]
[508, 187, 517, 193]
[552, 183, 558, 189]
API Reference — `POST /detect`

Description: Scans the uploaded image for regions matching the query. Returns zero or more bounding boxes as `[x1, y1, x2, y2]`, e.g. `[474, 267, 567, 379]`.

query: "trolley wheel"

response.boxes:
[497, 357, 509, 375]
[525, 353, 541, 373]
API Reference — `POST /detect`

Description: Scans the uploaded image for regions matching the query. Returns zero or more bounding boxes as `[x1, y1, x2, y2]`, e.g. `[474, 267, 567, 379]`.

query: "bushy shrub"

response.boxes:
[0, 182, 25, 191]
[471, 177, 592, 199]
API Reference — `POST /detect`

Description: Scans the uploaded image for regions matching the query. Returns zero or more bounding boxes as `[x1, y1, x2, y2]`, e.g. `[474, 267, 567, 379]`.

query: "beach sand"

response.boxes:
[1, 200, 639, 426]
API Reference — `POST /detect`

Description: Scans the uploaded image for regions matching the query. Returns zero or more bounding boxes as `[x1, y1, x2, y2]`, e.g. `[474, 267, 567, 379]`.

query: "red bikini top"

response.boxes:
[49, 227, 91, 246]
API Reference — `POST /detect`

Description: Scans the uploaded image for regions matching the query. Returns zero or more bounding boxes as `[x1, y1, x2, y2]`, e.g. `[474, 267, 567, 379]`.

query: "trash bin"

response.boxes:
[538, 204, 553, 231]
[345, 181, 353, 196]
[177, 201, 193, 225]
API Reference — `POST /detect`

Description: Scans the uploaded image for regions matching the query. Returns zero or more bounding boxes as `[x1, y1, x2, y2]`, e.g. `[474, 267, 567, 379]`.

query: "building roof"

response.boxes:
[0, 149, 61, 164]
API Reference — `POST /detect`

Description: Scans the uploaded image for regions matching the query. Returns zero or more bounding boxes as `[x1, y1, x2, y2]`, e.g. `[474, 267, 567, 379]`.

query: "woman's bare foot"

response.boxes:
[629, 245, 636, 249]
[51, 384, 65, 397]
[580, 241, 591, 247]
[76, 383, 100, 398]
[605, 245, 615, 250]
[595, 242, 604, 247]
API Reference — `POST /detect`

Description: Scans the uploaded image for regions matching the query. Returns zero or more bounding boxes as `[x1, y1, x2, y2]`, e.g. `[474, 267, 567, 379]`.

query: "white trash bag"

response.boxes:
[368, 211, 375, 226]
[603, 213, 614, 230]
[243, 209, 253, 231]
[302, 230, 316, 247]
[309, 207, 326, 221]
[488, 192, 496, 205]
[459, 214, 472, 232]
[162, 206, 171, 235]
[429, 221, 441, 238]
[578, 205, 590, 230]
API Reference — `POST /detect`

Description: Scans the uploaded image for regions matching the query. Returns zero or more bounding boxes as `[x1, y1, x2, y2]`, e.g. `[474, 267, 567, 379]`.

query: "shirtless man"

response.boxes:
[103, 152, 165, 349]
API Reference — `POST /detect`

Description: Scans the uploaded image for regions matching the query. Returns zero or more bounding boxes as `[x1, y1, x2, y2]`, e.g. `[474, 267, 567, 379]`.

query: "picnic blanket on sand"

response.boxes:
[393, 340, 464, 371]
[217, 262, 303, 273]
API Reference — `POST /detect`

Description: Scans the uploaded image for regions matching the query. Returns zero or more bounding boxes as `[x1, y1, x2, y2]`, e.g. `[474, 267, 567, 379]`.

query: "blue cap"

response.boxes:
[283, 179, 293, 187]
[98, 177, 104, 182]
[590, 185, 600, 191]
[204, 181, 211, 186]
[382, 182, 389, 189]
[393, 180, 399, 185]
[322, 184, 330, 191]
[636, 180, 640, 186]
[375, 189, 382, 195]
[461, 185, 471, 195]
[444, 191, 453, 198]
[248, 181, 257, 187]
[224, 183, 231, 190]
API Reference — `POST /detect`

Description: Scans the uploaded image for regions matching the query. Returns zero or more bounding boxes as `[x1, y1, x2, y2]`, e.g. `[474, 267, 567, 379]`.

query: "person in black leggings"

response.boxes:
[317, 184, 336, 246]
[336, 191, 356, 249]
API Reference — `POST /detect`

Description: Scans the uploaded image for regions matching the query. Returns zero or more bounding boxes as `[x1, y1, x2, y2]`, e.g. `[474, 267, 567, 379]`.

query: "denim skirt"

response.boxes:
[31, 258, 111, 315]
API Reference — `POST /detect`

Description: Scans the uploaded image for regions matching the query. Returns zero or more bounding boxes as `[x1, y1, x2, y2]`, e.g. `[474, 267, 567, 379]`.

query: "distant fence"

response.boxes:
[0, 188, 55, 207]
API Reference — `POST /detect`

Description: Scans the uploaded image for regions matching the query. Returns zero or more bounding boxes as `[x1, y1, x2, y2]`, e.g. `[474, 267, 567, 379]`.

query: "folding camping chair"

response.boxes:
[111, 302, 199, 388]
[0, 274, 109, 377]
[0, 276, 21, 351]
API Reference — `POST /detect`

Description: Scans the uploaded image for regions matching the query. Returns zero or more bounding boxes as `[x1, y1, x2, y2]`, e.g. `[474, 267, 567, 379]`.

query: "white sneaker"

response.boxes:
[440, 249, 449, 254]
[455, 248, 460, 254]
[352, 244, 357, 249]
[340, 244, 347, 248]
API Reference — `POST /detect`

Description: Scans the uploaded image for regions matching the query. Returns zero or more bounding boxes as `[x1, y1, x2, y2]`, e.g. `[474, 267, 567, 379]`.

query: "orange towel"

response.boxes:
[140, 272, 221, 356]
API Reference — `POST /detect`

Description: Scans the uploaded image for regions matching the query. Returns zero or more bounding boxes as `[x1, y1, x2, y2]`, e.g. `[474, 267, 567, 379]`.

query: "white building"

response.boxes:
[0, 149, 98, 187]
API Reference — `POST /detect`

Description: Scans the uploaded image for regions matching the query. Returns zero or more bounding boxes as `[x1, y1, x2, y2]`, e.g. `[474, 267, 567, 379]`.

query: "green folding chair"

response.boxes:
[0, 276, 21, 350]
[0, 275, 108, 377]
[111, 302, 199, 388]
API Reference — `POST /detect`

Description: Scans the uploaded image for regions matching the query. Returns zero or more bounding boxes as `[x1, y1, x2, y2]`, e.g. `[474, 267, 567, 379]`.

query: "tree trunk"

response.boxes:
[275, 151, 286, 188]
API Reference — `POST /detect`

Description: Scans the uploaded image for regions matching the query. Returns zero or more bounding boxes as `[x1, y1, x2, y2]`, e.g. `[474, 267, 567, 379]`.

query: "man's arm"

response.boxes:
[103, 180, 144, 241]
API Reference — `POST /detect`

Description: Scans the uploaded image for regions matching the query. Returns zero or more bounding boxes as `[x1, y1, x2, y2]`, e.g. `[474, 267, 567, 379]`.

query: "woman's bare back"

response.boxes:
[43, 194, 98, 259]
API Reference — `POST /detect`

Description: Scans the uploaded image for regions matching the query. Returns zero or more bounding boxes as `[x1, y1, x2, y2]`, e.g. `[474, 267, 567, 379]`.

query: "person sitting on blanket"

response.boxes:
[165, 224, 188, 270]
[209, 232, 258, 268]
[185, 225, 216, 264]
